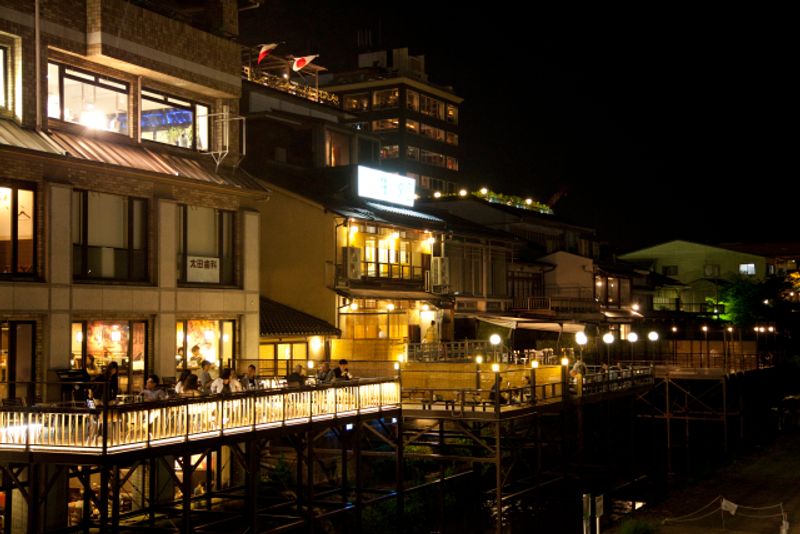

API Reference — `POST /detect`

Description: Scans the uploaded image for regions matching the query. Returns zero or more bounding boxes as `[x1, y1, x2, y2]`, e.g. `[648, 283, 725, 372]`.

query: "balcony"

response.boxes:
[0, 379, 399, 456]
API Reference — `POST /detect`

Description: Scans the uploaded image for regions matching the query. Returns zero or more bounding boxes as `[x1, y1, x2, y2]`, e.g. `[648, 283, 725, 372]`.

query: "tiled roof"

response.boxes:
[260, 298, 340, 338]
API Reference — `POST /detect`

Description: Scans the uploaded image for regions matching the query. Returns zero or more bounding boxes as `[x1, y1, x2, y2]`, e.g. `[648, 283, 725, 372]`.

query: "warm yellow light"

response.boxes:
[79, 106, 106, 130]
[648, 331, 659, 341]
[525, 198, 532, 205]
[204, 330, 215, 341]
[561, 357, 569, 366]
[222, 334, 230, 343]
[310, 337, 323, 352]
[701, 325, 708, 332]
[427, 237, 436, 245]
[531, 360, 539, 369]
[671, 326, 678, 333]
[387, 303, 395, 312]
[632, 303, 640, 311]
[307, 360, 315, 369]
[459, 189, 468, 197]
[394, 362, 400, 370]
[350, 302, 359, 311]
[390, 231, 400, 240]
[768, 326, 775, 332]
[491, 363, 500, 373]
[596, 280, 603, 286]
[727, 327, 733, 333]
[433, 191, 442, 198]
[627, 332, 639, 343]
[421, 304, 430, 311]
[575, 331, 588, 346]
[397, 354, 405, 363]
[111, 330, 122, 342]
[475, 355, 484, 365]
[479, 187, 488, 195]
[602, 333, 615, 344]
[489, 334, 501, 346]
[75, 331, 84, 343]
[349, 225, 358, 235]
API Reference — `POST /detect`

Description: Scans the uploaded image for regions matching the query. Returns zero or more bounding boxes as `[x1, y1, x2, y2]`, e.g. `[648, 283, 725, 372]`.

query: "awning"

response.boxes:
[0, 119, 64, 155]
[336, 287, 444, 302]
[471, 315, 585, 333]
[260, 298, 340, 337]
[48, 131, 269, 192]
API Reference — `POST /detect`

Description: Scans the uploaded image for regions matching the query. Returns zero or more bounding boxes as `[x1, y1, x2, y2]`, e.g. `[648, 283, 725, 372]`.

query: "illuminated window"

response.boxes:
[406, 90, 419, 111]
[380, 145, 399, 159]
[446, 104, 458, 124]
[71, 320, 147, 395]
[47, 62, 128, 134]
[175, 319, 235, 375]
[72, 191, 147, 281]
[739, 263, 756, 276]
[0, 183, 36, 275]
[420, 123, 445, 141]
[406, 146, 419, 160]
[420, 149, 446, 167]
[446, 157, 459, 171]
[420, 94, 444, 120]
[177, 205, 235, 285]
[343, 93, 369, 112]
[406, 119, 419, 134]
[141, 90, 209, 151]
[372, 88, 399, 109]
[371, 118, 399, 131]
[446, 131, 458, 146]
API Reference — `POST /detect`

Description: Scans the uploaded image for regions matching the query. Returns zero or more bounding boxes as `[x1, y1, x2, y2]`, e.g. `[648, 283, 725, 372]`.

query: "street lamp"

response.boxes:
[560, 356, 569, 399]
[530, 359, 538, 404]
[475, 355, 483, 390]
[702, 325, 708, 367]
[627, 332, 638, 364]
[647, 331, 659, 361]
[603, 332, 615, 366]
[489, 333, 502, 362]
[575, 331, 588, 361]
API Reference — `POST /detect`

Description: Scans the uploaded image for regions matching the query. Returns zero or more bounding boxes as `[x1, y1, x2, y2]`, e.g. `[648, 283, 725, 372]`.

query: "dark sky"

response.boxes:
[240, 4, 793, 251]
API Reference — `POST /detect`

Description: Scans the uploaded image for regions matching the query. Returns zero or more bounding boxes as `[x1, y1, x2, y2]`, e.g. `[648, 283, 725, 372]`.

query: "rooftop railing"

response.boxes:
[0, 379, 399, 455]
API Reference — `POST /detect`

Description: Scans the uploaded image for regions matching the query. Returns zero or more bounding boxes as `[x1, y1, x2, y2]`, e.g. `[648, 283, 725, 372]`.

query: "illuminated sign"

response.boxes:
[357, 166, 415, 207]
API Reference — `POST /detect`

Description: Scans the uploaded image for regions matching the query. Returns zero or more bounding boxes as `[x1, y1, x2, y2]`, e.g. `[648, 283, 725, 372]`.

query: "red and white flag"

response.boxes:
[257, 43, 278, 64]
[292, 55, 319, 72]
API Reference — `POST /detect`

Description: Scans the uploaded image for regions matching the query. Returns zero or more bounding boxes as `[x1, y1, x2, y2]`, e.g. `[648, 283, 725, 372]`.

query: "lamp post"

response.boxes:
[575, 331, 588, 362]
[492, 363, 501, 412]
[701, 325, 708, 368]
[602, 332, 614, 366]
[489, 334, 502, 363]
[561, 356, 570, 399]
[647, 331, 659, 362]
[530, 360, 538, 404]
[627, 332, 638, 365]
[475, 355, 483, 391]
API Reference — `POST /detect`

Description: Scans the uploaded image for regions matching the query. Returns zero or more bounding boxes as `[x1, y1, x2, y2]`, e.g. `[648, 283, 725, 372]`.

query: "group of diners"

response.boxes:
[86, 359, 355, 404]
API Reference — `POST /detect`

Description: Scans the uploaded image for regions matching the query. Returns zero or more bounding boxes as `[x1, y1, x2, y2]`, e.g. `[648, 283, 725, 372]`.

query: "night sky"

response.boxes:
[240, 4, 793, 250]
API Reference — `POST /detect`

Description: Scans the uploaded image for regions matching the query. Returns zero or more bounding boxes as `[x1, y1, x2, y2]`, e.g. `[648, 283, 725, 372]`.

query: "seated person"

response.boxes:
[489, 381, 508, 404]
[240, 364, 259, 390]
[315, 362, 335, 384]
[92, 361, 119, 402]
[209, 368, 243, 395]
[141, 374, 167, 401]
[180, 374, 202, 397]
[286, 365, 307, 387]
[175, 369, 193, 395]
[333, 359, 351, 381]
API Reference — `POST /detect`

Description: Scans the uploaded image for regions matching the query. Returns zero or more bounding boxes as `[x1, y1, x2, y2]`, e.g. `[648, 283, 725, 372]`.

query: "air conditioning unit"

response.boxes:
[346, 247, 362, 280]
[431, 256, 449, 287]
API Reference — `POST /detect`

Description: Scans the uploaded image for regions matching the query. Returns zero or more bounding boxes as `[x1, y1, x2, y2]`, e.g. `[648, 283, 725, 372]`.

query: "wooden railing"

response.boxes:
[0, 379, 399, 455]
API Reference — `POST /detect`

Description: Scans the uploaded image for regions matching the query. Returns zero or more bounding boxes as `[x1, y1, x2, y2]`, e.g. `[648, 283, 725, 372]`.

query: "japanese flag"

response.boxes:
[257, 43, 278, 64]
[292, 55, 319, 72]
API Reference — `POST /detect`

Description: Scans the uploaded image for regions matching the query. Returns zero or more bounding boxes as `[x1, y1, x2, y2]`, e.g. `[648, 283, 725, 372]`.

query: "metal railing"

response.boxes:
[0, 378, 399, 455]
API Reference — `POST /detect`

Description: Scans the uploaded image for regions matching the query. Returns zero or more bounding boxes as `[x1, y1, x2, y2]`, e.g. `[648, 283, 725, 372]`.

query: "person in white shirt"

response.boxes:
[209, 368, 242, 395]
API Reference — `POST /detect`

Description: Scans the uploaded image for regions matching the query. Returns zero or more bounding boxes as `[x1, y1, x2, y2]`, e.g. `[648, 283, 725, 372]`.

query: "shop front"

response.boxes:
[175, 319, 236, 380]
[70, 320, 147, 396]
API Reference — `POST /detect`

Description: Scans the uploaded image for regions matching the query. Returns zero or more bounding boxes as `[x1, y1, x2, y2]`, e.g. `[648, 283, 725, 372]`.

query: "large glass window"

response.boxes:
[70, 320, 147, 396]
[446, 157, 459, 171]
[343, 93, 369, 112]
[47, 62, 128, 135]
[326, 130, 351, 166]
[372, 88, 399, 109]
[380, 145, 399, 159]
[420, 94, 444, 120]
[446, 104, 458, 124]
[175, 320, 235, 376]
[446, 132, 459, 146]
[72, 191, 148, 281]
[141, 90, 209, 151]
[420, 123, 445, 141]
[406, 146, 420, 160]
[420, 149, 446, 167]
[371, 118, 399, 131]
[406, 119, 419, 134]
[1, 184, 36, 275]
[739, 263, 756, 276]
[406, 90, 419, 111]
[0, 321, 35, 403]
[177, 205, 235, 285]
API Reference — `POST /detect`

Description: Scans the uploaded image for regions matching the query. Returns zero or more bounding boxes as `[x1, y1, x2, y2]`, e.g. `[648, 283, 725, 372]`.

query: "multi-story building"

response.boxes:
[1, 0, 264, 403]
[322, 48, 463, 196]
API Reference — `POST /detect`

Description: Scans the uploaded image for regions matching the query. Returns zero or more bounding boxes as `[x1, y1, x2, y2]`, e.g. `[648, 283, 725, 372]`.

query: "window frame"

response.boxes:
[72, 190, 149, 282]
[372, 88, 399, 110]
[48, 61, 130, 134]
[0, 45, 8, 112]
[0, 181, 38, 277]
[177, 204, 236, 286]
[140, 88, 210, 151]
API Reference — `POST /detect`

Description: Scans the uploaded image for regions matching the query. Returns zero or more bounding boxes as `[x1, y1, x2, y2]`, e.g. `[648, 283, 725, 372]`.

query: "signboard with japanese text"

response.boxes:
[187, 255, 220, 283]
[357, 166, 416, 207]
